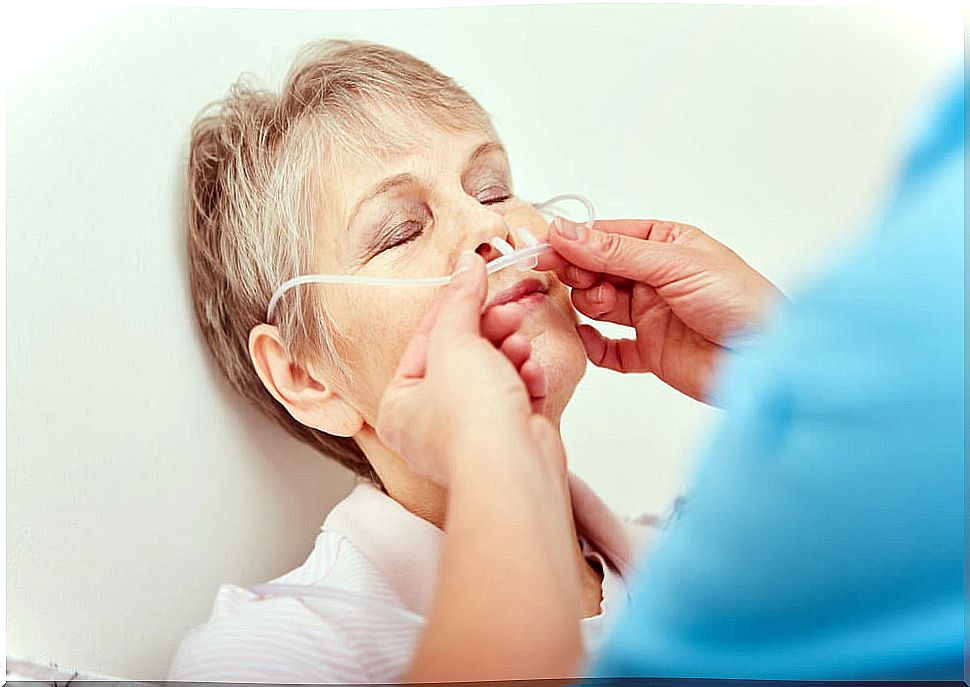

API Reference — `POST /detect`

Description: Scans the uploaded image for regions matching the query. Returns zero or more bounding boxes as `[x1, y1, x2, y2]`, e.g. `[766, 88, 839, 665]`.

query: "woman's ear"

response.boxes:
[248, 323, 364, 437]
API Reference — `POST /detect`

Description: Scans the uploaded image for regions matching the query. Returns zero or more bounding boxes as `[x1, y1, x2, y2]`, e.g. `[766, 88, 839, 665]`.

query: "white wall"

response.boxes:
[6, 4, 960, 678]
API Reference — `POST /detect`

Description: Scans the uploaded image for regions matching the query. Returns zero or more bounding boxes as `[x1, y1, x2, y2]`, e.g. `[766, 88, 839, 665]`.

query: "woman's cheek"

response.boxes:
[547, 279, 579, 324]
[371, 294, 432, 378]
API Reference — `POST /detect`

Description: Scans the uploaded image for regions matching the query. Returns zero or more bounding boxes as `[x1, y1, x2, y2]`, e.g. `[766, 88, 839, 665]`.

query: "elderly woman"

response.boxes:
[169, 40, 653, 683]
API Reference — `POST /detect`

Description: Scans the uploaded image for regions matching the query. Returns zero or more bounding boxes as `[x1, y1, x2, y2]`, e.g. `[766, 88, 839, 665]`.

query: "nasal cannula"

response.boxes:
[265, 193, 595, 323]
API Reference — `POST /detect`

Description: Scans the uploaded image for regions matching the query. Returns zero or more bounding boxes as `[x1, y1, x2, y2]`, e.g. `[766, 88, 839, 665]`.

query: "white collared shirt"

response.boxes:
[168, 477, 654, 683]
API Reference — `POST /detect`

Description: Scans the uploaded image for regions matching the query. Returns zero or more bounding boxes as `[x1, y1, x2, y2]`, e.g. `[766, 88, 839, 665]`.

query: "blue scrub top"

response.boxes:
[590, 72, 965, 681]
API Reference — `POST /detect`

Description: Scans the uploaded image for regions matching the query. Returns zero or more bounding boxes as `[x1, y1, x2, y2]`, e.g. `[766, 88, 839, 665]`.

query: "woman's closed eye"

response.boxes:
[380, 219, 426, 252]
[476, 186, 512, 206]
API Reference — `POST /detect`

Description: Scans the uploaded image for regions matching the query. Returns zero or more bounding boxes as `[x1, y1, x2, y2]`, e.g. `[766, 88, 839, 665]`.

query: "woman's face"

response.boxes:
[310, 124, 587, 429]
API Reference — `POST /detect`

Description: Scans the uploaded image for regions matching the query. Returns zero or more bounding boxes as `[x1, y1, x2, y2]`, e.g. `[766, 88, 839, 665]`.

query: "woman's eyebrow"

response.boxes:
[466, 141, 507, 169]
[346, 173, 417, 230]
[349, 145, 505, 230]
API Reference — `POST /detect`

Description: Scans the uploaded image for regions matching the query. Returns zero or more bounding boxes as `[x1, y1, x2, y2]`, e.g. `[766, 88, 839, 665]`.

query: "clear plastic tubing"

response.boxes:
[266, 243, 552, 321]
[265, 193, 595, 323]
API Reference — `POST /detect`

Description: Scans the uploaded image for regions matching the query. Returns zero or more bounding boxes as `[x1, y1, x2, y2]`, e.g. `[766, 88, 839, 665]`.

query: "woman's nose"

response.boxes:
[454, 196, 521, 263]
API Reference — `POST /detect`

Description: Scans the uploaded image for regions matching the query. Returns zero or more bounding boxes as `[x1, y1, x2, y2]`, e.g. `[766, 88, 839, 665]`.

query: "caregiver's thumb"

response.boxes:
[429, 250, 488, 349]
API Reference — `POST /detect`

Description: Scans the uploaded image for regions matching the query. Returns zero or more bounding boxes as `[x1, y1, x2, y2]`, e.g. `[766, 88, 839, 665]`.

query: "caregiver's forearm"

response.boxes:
[405, 435, 583, 683]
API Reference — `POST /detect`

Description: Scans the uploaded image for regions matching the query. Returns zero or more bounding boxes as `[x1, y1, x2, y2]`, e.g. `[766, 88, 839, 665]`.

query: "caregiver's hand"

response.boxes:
[381, 250, 582, 682]
[537, 218, 784, 403]
[376, 250, 561, 486]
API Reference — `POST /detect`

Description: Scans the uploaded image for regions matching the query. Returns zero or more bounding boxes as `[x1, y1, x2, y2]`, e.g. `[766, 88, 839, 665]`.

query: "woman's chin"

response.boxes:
[527, 326, 587, 423]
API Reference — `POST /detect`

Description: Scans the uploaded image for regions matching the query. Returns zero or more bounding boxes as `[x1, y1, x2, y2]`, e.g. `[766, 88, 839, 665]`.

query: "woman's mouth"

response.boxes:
[486, 278, 548, 310]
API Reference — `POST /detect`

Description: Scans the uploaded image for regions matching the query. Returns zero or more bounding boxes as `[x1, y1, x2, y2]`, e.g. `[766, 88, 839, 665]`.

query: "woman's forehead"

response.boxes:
[318, 128, 506, 244]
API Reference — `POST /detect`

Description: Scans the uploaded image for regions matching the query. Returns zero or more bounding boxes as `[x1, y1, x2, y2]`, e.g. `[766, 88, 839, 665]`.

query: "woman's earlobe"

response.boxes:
[304, 396, 365, 438]
[248, 323, 364, 437]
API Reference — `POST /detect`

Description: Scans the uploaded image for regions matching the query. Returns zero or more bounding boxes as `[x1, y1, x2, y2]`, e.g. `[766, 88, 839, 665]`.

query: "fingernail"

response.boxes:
[554, 217, 585, 241]
[453, 250, 478, 278]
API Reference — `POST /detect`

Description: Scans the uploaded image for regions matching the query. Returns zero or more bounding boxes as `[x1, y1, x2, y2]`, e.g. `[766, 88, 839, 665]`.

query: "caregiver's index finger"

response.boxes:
[533, 248, 568, 272]
[592, 218, 679, 242]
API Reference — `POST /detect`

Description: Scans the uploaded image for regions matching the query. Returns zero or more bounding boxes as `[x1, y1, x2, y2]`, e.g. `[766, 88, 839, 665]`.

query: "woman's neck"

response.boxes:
[382, 466, 604, 619]
[358, 424, 604, 618]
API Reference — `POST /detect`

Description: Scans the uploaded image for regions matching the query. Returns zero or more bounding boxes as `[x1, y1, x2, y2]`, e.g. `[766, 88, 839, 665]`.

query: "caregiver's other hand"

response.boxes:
[376, 250, 560, 486]
[537, 218, 784, 403]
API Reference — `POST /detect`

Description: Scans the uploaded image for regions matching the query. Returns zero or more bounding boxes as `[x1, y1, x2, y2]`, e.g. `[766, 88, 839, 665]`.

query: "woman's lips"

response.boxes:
[486, 278, 548, 309]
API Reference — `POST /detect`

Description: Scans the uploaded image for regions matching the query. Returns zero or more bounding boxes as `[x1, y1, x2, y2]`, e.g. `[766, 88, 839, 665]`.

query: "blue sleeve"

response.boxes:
[590, 71, 965, 681]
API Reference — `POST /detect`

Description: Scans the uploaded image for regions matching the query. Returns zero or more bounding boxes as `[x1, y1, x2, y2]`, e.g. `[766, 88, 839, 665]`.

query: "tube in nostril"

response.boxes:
[490, 237, 515, 256]
[511, 228, 540, 270]
[513, 227, 540, 247]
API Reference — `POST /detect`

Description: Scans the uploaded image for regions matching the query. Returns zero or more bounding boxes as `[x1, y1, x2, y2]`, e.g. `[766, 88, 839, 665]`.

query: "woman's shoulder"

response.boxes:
[167, 531, 417, 683]
[166, 577, 364, 682]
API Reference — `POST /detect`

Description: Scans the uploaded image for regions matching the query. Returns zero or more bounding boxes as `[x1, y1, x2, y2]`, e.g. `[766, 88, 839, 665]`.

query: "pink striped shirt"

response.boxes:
[168, 474, 655, 683]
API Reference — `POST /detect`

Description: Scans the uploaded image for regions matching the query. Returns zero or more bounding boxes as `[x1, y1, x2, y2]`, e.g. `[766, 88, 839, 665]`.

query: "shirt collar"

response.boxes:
[321, 472, 639, 618]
